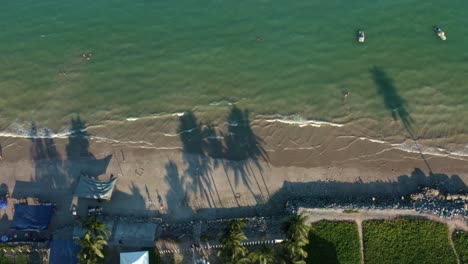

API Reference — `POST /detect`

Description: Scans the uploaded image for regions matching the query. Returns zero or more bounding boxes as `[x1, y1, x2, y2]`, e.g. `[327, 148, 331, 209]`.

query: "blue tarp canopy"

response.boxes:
[0, 199, 7, 210]
[74, 175, 118, 200]
[10, 204, 53, 231]
[49, 239, 80, 264]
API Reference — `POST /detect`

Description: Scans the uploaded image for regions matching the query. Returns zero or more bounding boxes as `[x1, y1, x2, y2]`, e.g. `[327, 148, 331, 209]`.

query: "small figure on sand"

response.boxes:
[82, 52, 92, 61]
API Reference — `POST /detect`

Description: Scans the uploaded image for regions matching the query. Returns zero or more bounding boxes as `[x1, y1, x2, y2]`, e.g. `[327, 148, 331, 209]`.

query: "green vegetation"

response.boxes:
[77, 232, 108, 264]
[281, 213, 310, 264]
[77, 216, 110, 264]
[306, 221, 361, 264]
[217, 219, 250, 264]
[453, 230, 468, 264]
[363, 218, 457, 264]
[0, 252, 29, 264]
[0, 244, 31, 264]
[83, 215, 110, 239]
[216, 215, 311, 264]
[148, 247, 163, 264]
[248, 246, 276, 264]
[342, 209, 359, 214]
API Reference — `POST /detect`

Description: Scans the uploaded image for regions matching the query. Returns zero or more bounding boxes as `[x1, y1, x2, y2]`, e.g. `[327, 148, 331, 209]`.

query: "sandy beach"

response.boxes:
[0, 115, 467, 233]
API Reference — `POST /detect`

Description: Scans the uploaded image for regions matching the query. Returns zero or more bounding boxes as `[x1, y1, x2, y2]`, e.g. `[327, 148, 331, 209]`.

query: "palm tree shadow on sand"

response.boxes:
[222, 106, 270, 203]
[178, 112, 220, 208]
[371, 66, 432, 173]
[177, 108, 270, 208]
[66, 116, 112, 178]
[14, 117, 111, 196]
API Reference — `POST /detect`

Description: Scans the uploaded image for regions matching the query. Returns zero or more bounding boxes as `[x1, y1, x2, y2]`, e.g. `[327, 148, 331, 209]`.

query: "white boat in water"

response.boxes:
[434, 26, 446, 40]
[357, 30, 365, 43]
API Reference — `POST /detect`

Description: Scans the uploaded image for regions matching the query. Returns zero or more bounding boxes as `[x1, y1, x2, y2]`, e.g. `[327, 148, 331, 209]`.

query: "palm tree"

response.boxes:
[82, 215, 109, 239]
[77, 232, 108, 264]
[280, 213, 310, 264]
[217, 219, 250, 264]
[249, 246, 276, 264]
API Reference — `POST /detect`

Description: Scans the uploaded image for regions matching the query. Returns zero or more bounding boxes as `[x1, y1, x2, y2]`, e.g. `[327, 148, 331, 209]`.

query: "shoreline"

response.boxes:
[2, 112, 468, 159]
[0, 116, 466, 233]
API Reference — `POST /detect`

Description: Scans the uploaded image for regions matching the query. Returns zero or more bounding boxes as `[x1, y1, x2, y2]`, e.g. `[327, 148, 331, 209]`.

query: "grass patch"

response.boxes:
[306, 220, 361, 264]
[0, 244, 31, 264]
[343, 209, 359, 214]
[101, 246, 119, 264]
[363, 218, 457, 264]
[453, 230, 468, 264]
[0, 253, 29, 264]
[147, 247, 163, 264]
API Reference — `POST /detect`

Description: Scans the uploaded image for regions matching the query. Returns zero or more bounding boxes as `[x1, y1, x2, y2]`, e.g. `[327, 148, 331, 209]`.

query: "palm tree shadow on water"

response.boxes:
[371, 66, 413, 133]
[371, 66, 432, 173]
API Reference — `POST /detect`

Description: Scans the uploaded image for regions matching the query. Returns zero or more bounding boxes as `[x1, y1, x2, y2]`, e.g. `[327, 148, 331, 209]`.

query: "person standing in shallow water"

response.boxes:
[343, 90, 351, 113]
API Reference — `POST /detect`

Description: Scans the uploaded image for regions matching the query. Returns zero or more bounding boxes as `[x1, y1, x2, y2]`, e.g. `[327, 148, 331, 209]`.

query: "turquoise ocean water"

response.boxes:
[1, 0, 468, 147]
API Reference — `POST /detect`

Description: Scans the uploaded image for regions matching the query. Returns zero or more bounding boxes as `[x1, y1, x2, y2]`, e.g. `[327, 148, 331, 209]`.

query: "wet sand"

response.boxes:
[0, 117, 467, 232]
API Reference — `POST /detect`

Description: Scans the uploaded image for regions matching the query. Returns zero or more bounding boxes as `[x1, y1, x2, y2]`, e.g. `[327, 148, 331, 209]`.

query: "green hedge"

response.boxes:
[453, 230, 468, 264]
[0, 252, 29, 264]
[363, 218, 457, 264]
[307, 221, 361, 264]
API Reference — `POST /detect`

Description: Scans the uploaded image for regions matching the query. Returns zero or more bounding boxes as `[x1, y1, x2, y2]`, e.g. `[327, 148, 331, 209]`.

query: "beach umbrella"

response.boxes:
[0, 199, 7, 210]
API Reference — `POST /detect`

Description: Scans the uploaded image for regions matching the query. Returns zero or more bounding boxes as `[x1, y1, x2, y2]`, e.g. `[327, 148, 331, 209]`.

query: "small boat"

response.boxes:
[434, 26, 446, 40]
[357, 30, 365, 43]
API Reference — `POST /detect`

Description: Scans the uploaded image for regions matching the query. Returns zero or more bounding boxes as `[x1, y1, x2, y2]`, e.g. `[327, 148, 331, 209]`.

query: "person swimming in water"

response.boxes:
[82, 52, 92, 60]
[344, 91, 350, 98]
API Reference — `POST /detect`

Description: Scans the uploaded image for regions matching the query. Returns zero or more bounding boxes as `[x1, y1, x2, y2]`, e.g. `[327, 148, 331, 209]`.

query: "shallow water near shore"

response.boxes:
[1, 0, 468, 151]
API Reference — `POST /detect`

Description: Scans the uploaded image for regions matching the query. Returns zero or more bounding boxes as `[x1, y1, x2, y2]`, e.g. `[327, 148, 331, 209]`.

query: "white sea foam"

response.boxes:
[163, 128, 196, 137]
[264, 117, 343, 128]
[207, 135, 224, 139]
[209, 101, 233, 106]
[2, 116, 468, 160]
[356, 137, 468, 159]
[90, 136, 183, 150]
[359, 137, 386, 144]
[0, 122, 75, 139]
[125, 112, 184, 122]
[209, 98, 246, 106]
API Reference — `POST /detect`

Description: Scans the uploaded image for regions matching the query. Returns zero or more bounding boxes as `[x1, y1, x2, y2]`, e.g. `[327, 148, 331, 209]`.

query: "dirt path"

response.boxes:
[356, 219, 365, 264]
[299, 208, 468, 231]
[447, 223, 461, 264]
